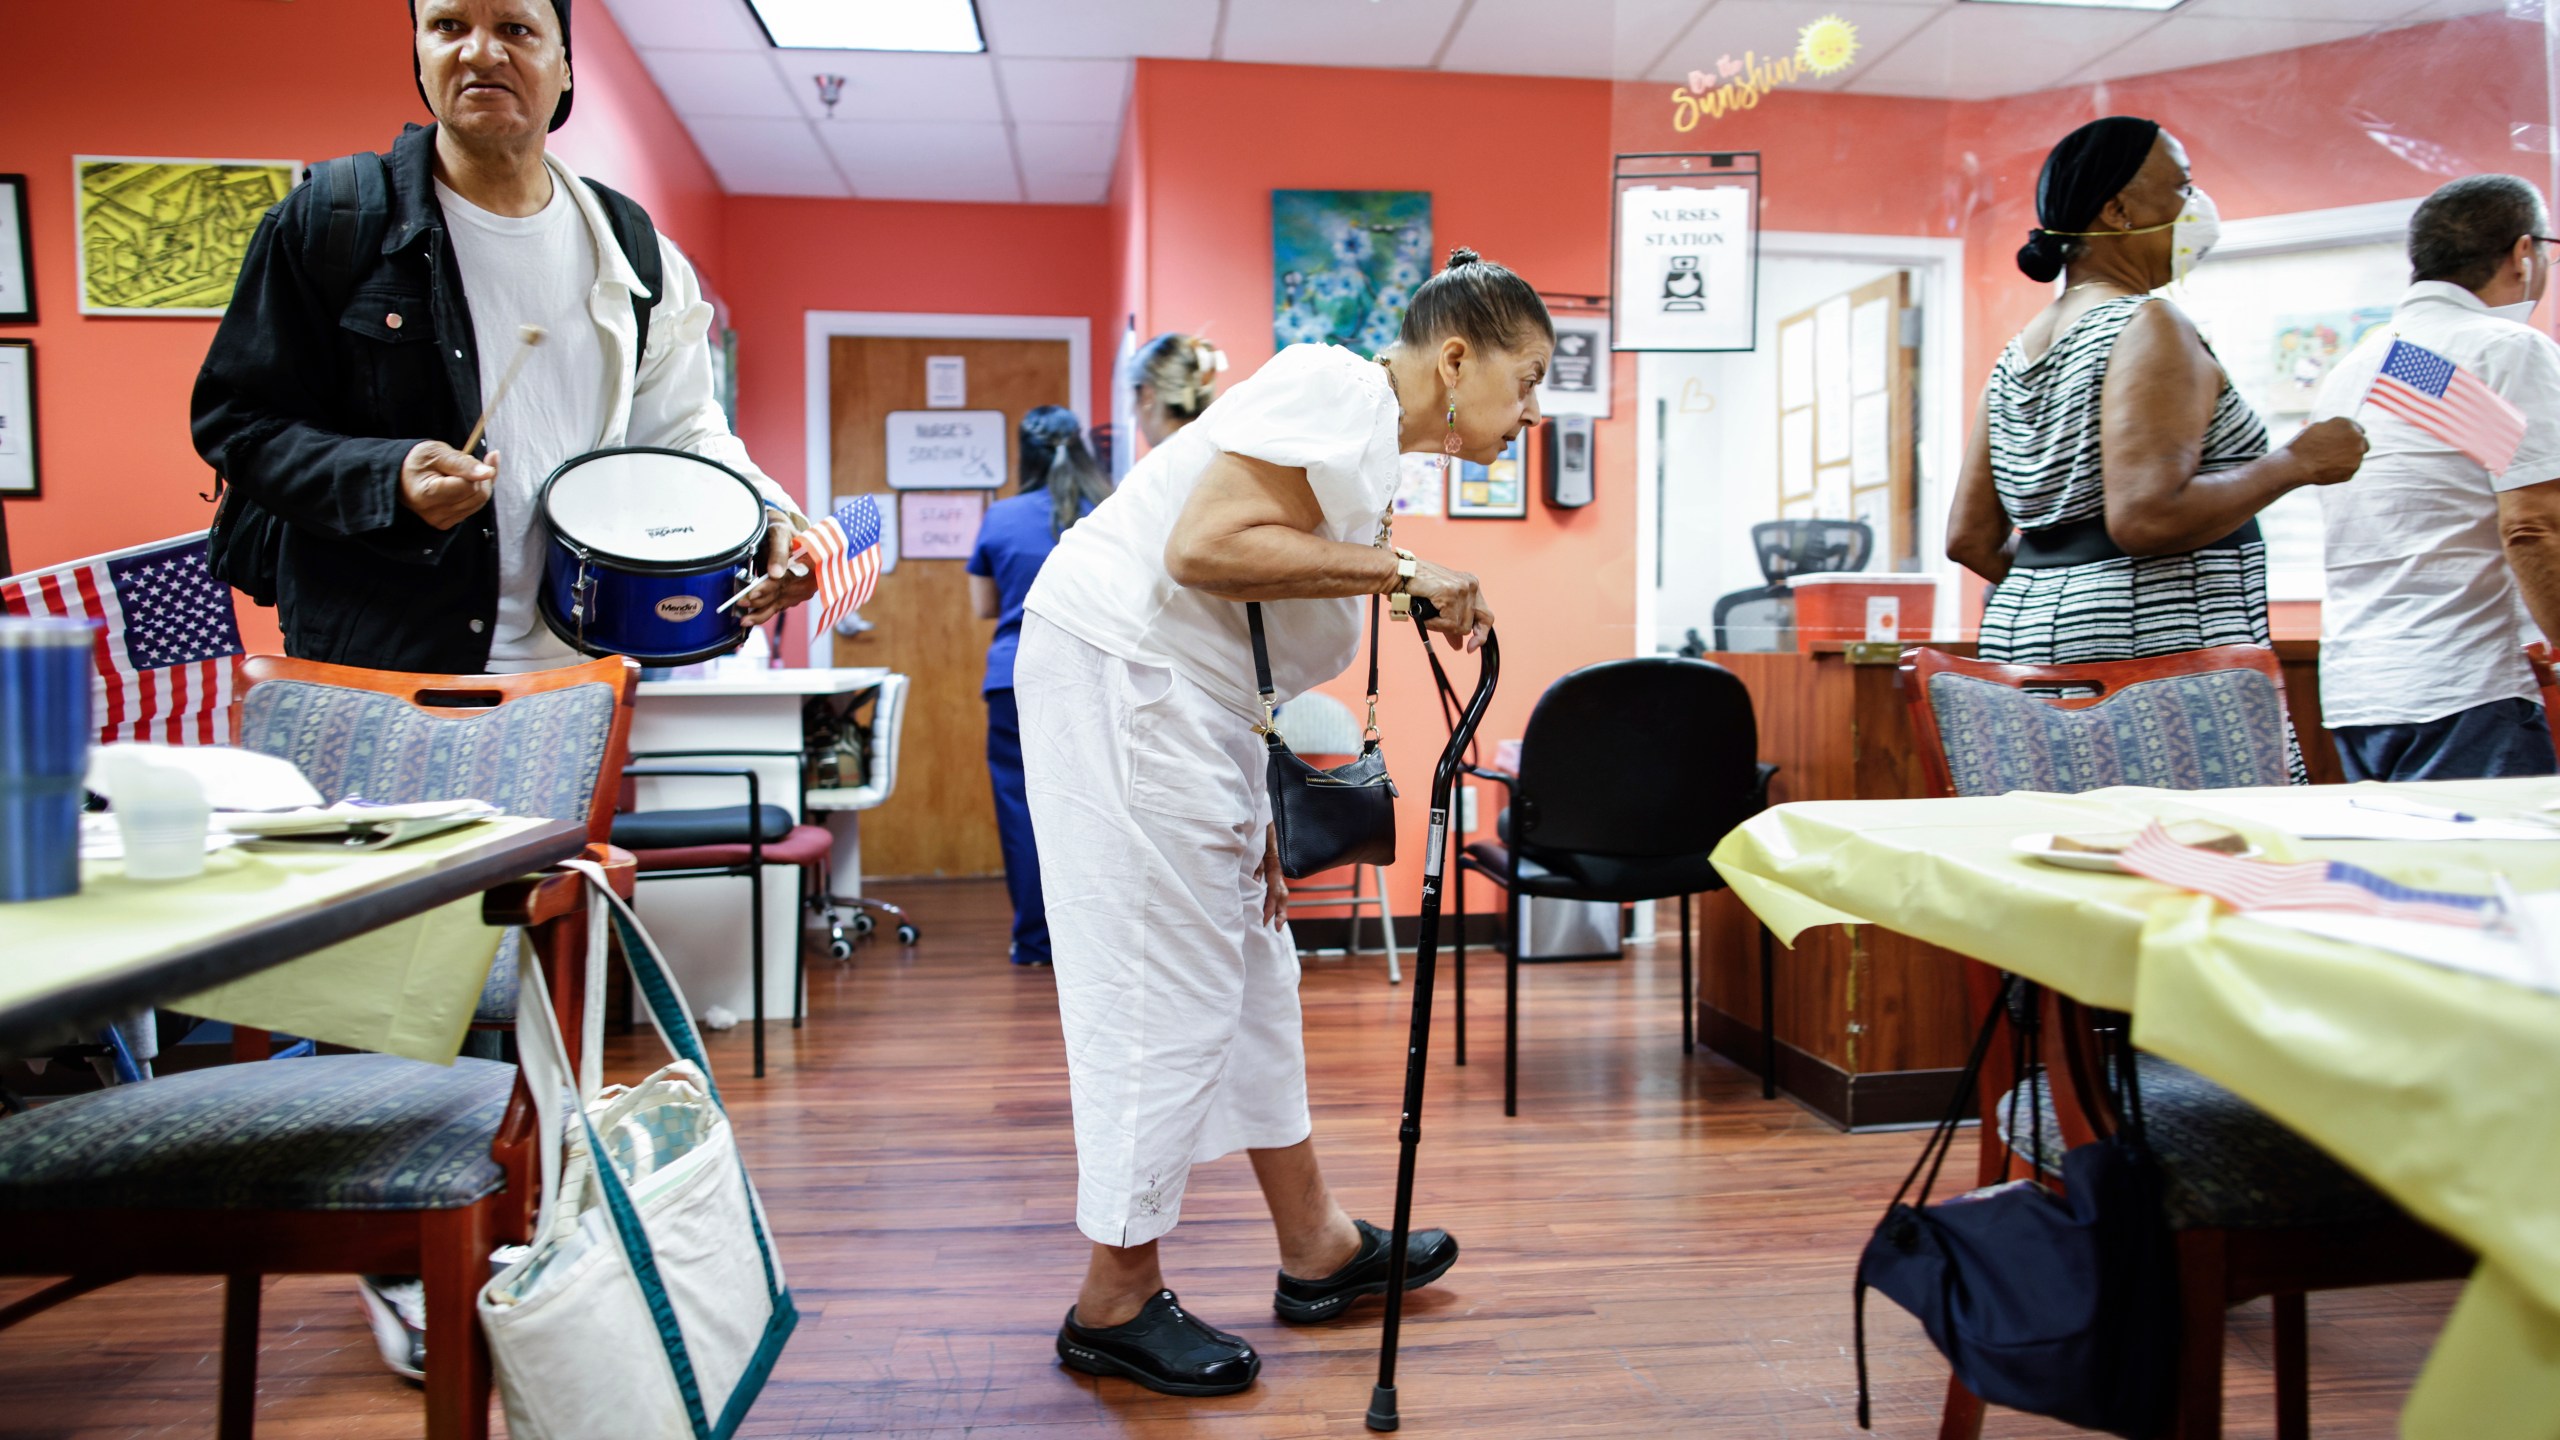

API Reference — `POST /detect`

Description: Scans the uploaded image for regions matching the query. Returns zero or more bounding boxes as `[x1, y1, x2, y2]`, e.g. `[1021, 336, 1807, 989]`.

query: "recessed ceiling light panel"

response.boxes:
[746, 0, 987, 52]
[1962, 0, 2187, 11]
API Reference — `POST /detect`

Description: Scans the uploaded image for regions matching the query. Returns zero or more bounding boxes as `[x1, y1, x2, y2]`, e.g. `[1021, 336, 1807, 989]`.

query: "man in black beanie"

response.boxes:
[195, 0, 814, 683]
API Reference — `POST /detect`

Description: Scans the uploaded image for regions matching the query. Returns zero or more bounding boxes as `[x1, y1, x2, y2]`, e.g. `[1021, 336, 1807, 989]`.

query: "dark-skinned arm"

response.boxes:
[1163, 451, 1492, 649]
[1945, 390, 2016, 584]
[2099, 302, 2367, 556]
[2500, 478, 2560, 646]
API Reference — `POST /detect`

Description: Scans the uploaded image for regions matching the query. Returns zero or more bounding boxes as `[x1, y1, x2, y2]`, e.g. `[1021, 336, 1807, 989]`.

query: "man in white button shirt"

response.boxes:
[2312, 175, 2560, 780]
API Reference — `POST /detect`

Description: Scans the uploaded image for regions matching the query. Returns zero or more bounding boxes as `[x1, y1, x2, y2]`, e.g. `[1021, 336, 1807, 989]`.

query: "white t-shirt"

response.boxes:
[436, 161, 607, 669]
[1026, 344, 1401, 720]
[2313, 281, 2560, 728]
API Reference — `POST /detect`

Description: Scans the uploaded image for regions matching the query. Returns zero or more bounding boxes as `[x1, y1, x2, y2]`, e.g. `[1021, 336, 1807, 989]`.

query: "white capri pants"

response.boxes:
[1015, 612, 1312, 1247]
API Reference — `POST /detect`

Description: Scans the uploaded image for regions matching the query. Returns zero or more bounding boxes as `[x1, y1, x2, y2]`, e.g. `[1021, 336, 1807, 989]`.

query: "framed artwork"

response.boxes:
[1450, 433, 1527, 520]
[0, 340, 38, 497]
[1273, 190, 1432, 353]
[1537, 314, 1611, 418]
[0, 176, 32, 323]
[75, 156, 299, 316]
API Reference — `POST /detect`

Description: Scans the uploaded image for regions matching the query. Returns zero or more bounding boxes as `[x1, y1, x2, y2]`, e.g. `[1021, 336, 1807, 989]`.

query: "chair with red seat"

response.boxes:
[611, 749, 832, 1079]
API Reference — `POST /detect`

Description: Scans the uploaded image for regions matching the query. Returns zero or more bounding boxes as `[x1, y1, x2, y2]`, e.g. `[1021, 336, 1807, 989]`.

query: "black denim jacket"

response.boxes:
[192, 124, 503, 673]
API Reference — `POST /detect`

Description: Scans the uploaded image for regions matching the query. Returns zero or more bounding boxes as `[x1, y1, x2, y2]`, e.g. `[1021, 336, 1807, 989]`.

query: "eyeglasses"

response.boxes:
[2533, 235, 2560, 253]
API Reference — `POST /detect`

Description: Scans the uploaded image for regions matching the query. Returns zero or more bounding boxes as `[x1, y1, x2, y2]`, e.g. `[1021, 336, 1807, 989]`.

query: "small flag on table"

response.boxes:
[0, 531, 244, 745]
[796, 496, 884, 634]
[2361, 338, 2528, 475]
[2117, 821, 2498, 929]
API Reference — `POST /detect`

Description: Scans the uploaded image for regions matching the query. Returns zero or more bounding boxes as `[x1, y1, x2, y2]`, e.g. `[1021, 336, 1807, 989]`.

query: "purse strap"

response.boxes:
[1247, 593, 1382, 749]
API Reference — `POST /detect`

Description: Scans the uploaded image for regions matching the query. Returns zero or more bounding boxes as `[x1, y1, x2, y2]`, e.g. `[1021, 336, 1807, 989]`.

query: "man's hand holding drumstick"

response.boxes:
[397, 323, 544, 531]
[734, 520, 821, 627]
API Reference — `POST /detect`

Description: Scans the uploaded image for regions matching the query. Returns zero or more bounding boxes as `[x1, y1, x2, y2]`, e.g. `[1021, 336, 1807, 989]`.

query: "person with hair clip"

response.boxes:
[968, 407, 1113, 967]
[1944, 116, 2366, 777]
[1017, 248, 1549, 1396]
[1131, 331, 1228, 448]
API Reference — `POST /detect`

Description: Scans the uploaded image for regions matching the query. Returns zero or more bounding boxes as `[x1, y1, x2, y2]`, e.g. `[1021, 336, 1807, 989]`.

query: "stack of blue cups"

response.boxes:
[1, 617, 96, 902]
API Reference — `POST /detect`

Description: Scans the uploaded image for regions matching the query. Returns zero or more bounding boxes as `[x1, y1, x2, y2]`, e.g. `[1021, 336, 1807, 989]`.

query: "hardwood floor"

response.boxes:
[0, 881, 2456, 1438]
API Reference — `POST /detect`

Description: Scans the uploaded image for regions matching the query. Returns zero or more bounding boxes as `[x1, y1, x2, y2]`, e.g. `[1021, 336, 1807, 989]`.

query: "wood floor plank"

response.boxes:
[0, 882, 2454, 1437]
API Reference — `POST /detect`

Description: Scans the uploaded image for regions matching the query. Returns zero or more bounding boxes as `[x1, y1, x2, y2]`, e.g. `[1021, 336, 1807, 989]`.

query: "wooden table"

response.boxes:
[0, 818, 586, 1061]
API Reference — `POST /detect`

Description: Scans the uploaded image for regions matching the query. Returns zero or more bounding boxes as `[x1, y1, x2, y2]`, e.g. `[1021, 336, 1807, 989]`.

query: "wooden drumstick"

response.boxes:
[460, 324, 547, 457]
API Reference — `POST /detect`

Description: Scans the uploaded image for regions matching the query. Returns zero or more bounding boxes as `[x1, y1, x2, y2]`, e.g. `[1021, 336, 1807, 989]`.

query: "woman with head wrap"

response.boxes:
[1945, 117, 2367, 726]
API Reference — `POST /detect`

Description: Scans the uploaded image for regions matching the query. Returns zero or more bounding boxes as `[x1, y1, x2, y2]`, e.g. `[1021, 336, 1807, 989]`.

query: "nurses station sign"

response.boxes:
[1615, 182, 1755, 352]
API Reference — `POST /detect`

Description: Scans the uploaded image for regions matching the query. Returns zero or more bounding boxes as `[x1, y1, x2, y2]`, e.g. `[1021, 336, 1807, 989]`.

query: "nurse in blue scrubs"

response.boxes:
[969, 407, 1117, 965]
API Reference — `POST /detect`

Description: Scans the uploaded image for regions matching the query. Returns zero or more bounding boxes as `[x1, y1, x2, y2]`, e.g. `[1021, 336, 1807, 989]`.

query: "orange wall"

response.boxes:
[0, 0, 722, 654]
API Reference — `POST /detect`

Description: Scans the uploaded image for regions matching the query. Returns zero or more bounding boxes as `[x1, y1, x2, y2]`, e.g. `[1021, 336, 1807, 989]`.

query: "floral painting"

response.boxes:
[1272, 190, 1432, 353]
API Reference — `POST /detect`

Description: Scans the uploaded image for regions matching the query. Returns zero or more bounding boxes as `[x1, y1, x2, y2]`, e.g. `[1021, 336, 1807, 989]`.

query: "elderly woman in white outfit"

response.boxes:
[1019, 249, 1554, 1396]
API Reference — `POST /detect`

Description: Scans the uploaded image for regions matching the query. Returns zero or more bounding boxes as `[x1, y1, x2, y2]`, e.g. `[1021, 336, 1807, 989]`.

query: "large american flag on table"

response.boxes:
[2362, 338, 2528, 476]
[796, 495, 884, 634]
[2117, 821, 2498, 929]
[0, 532, 243, 744]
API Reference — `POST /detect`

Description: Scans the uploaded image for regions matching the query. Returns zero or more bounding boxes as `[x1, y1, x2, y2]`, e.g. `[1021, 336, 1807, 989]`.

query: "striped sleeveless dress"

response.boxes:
[1978, 294, 2274, 664]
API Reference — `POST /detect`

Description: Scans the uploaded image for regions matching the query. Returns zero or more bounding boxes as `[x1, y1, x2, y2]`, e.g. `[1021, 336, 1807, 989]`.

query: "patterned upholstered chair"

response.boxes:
[0, 652, 636, 1440]
[1901, 644, 2471, 1440]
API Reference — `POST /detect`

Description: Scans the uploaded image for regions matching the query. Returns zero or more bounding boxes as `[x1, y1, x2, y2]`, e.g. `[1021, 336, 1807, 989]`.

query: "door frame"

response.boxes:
[800, 310, 1093, 656]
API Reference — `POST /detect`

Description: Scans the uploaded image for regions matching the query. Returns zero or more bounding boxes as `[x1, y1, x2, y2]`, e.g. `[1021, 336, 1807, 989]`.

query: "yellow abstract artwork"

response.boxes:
[76, 156, 298, 315]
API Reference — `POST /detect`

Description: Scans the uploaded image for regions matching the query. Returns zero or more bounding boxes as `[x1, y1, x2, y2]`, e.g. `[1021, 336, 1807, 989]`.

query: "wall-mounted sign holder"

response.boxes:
[1610, 151, 1761, 353]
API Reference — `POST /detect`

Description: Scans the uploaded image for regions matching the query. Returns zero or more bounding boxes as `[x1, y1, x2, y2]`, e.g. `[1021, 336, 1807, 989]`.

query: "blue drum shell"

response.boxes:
[539, 540, 752, 666]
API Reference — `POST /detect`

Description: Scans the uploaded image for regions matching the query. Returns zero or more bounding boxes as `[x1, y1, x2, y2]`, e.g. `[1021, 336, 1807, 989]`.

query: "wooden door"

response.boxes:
[824, 336, 1071, 877]
[1772, 273, 1919, 566]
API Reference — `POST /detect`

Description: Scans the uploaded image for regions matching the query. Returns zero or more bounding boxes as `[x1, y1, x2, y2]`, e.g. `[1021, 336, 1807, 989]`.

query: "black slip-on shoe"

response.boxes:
[1272, 1218, 1460, 1324]
[1056, 1289, 1261, 1396]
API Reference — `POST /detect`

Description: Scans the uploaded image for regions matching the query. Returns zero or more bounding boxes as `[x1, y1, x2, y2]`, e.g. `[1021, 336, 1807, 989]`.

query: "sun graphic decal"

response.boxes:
[1796, 14, 1859, 76]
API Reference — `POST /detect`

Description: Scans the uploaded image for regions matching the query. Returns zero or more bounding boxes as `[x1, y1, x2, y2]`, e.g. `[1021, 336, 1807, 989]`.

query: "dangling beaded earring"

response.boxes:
[1440, 381, 1461, 483]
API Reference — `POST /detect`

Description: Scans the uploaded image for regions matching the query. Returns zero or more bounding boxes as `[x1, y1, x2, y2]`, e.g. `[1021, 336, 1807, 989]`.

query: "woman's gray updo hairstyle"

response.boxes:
[1132, 332, 1226, 421]
[1398, 247, 1554, 355]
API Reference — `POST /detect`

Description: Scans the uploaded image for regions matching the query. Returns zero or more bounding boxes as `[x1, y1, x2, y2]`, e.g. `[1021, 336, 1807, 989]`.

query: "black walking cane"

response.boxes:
[1367, 600, 1499, 1432]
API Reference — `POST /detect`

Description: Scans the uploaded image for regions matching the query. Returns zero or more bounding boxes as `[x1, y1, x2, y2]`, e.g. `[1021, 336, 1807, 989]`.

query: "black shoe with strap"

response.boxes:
[1272, 1217, 1461, 1324]
[1056, 1289, 1261, 1396]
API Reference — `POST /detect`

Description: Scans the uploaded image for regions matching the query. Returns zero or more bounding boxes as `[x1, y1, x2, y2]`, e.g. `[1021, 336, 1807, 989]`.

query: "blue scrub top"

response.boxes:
[968, 490, 1087, 693]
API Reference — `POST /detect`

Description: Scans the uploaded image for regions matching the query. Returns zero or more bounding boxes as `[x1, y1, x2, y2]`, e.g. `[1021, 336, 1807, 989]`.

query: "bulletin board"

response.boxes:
[1774, 271, 1915, 564]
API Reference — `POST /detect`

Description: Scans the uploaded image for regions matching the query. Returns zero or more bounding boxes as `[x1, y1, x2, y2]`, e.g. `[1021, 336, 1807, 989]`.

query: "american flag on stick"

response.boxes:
[2361, 338, 2528, 476]
[0, 532, 243, 745]
[795, 496, 884, 634]
[2116, 821, 2497, 929]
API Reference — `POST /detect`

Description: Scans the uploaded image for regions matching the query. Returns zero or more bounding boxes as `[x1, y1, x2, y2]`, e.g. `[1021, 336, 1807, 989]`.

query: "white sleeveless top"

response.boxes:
[1025, 344, 1401, 720]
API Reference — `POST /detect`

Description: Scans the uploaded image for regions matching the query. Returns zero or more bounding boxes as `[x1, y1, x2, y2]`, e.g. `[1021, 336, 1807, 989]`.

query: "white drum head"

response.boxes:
[544, 450, 764, 564]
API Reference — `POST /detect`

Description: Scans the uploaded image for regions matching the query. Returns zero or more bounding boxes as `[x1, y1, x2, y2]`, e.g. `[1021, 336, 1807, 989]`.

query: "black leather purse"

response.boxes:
[1248, 596, 1398, 880]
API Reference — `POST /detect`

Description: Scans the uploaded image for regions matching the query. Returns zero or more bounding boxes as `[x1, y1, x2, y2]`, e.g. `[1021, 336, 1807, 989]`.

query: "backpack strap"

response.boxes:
[583, 178, 663, 378]
[303, 151, 393, 315]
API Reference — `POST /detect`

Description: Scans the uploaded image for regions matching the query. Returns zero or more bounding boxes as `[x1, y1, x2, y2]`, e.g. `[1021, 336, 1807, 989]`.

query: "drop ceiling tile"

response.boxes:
[766, 51, 1003, 122]
[1843, 5, 2166, 98]
[1648, 0, 1944, 91]
[2069, 13, 2374, 84]
[637, 48, 800, 120]
[854, 172, 1030, 203]
[597, 0, 770, 52]
[999, 57, 1135, 124]
[1435, 0, 1705, 80]
[974, 0, 1219, 59]
[1011, 122, 1119, 173]
[684, 117, 848, 196]
[1220, 0, 1470, 69]
[821, 120, 1020, 197]
[2385, 0, 2520, 22]
[1023, 170, 1113, 205]
[2179, 0, 2463, 20]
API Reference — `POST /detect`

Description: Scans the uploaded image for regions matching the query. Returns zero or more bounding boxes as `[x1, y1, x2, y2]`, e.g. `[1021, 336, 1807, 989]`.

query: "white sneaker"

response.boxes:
[356, 1274, 427, 1384]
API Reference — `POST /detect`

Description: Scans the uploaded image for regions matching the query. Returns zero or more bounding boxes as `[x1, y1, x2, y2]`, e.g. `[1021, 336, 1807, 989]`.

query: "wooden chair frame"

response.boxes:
[1899, 645, 2472, 1439]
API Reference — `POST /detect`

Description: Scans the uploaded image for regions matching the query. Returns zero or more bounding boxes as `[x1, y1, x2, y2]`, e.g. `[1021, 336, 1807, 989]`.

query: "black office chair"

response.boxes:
[1706, 519, 1876, 653]
[1455, 657, 1777, 1116]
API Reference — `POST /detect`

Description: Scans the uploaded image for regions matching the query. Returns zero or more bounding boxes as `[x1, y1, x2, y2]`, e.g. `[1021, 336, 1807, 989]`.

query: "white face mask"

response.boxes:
[2165, 187, 2220, 284]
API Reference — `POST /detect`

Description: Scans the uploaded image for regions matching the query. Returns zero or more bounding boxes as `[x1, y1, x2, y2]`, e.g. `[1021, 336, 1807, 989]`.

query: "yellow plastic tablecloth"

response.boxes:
[1711, 778, 2560, 1439]
[3, 820, 539, 1065]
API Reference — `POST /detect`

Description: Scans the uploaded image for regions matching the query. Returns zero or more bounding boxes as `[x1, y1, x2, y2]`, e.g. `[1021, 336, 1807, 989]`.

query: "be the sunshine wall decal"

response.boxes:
[1669, 14, 1860, 131]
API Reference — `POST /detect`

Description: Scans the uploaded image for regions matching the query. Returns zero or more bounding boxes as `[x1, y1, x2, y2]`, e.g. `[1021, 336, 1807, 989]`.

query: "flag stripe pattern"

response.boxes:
[2368, 338, 2528, 476]
[2117, 821, 2496, 929]
[797, 496, 885, 634]
[0, 532, 244, 745]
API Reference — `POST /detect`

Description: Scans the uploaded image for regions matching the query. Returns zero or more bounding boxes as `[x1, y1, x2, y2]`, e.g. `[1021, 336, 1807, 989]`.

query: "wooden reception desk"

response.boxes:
[1699, 640, 2333, 1129]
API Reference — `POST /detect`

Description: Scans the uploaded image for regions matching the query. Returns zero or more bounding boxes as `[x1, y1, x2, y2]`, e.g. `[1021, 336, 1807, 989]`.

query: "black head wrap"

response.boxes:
[2017, 116, 2161, 282]
[411, 0, 575, 134]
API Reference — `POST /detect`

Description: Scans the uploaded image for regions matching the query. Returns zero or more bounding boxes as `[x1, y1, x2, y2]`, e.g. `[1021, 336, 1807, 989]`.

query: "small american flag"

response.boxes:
[0, 532, 244, 745]
[2362, 338, 2528, 475]
[2117, 821, 2497, 929]
[795, 496, 884, 634]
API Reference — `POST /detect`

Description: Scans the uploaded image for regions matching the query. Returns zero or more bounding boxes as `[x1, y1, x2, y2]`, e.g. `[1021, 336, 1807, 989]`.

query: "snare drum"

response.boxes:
[537, 447, 770, 665]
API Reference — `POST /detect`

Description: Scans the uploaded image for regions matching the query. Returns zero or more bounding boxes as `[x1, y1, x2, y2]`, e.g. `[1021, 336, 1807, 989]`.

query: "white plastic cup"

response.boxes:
[101, 754, 211, 882]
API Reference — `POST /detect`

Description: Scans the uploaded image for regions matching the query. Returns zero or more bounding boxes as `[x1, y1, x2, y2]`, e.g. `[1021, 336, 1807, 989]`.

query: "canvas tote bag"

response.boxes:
[478, 860, 797, 1440]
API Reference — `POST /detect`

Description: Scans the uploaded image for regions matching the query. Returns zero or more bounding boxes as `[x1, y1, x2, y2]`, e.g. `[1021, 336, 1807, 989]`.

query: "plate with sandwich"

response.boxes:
[2012, 820, 2257, 873]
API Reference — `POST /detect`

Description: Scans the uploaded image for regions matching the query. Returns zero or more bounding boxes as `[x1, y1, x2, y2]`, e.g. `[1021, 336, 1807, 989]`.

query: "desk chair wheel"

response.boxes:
[896, 923, 921, 946]
[827, 927, 854, 961]
[852, 911, 876, 938]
